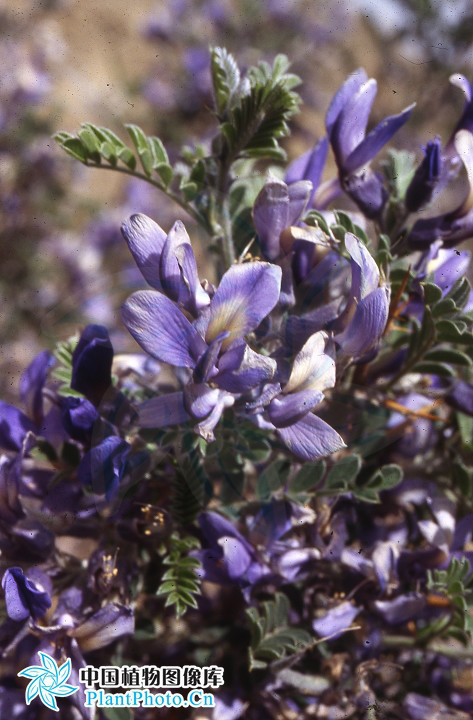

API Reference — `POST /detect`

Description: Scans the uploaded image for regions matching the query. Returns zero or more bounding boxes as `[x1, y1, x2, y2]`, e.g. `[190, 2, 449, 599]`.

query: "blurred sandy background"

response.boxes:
[2, 0, 473, 402]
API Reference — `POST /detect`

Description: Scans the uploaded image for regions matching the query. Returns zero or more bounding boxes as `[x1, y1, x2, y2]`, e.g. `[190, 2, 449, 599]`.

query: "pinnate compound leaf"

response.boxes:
[246, 593, 312, 670]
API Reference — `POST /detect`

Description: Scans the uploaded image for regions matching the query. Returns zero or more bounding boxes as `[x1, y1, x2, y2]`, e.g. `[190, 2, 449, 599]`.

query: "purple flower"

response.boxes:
[326, 68, 414, 218]
[252, 175, 313, 261]
[71, 325, 113, 406]
[122, 248, 281, 441]
[121, 214, 210, 316]
[1, 567, 51, 622]
[248, 331, 345, 460]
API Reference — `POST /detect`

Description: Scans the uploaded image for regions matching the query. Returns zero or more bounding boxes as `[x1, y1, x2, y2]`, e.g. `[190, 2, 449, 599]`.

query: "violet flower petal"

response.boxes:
[0, 401, 36, 451]
[121, 213, 166, 290]
[344, 103, 415, 173]
[269, 389, 324, 427]
[285, 137, 328, 206]
[345, 232, 380, 300]
[216, 346, 276, 393]
[374, 593, 426, 625]
[78, 436, 130, 500]
[285, 331, 335, 394]
[206, 262, 281, 349]
[325, 68, 368, 137]
[71, 325, 113, 405]
[336, 286, 390, 358]
[121, 290, 207, 367]
[20, 350, 55, 427]
[61, 397, 99, 444]
[1, 566, 51, 621]
[277, 413, 345, 461]
[312, 601, 360, 639]
[71, 603, 134, 652]
[332, 78, 378, 164]
[287, 180, 312, 225]
[138, 392, 189, 428]
[253, 177, 289, 260]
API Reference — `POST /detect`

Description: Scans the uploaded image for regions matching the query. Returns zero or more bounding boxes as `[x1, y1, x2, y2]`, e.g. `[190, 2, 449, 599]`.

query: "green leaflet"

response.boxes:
[246, 593, 312, 670]
[157, 534, 202, 619]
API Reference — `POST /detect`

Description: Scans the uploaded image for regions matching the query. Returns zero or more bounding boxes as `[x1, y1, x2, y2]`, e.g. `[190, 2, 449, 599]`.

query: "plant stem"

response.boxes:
[83, 162, 211, 234]
[214, 156, 236, 269]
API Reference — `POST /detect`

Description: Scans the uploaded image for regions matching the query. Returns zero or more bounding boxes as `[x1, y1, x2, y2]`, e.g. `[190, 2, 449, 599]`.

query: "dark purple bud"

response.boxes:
[71, 325, 113, 406]
[1, 566, 51, 621]
[0, 401, 36, 451]
[78, 436, 131, 500]
[61, 396, 99, 443]
[405, 138, 442, 212]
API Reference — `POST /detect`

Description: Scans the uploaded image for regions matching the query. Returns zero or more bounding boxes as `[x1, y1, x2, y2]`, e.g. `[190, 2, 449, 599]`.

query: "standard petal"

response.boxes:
[253, 176, 289, 260]
[325, 68, 368, 136]
[277, 413, 345, 461]
[269, 389, 324, 427]
[206, 262, 282, 348]
[121, 290, 207, 367]
[332, 78, 378, 164]
[284, 331, 335, 394]
[344, 103, 415, 173]
[121, 213, 166, 289]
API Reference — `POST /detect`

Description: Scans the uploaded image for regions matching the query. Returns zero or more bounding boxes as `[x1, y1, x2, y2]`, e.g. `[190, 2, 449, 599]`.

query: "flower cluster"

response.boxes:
[2, 47, 473, 720]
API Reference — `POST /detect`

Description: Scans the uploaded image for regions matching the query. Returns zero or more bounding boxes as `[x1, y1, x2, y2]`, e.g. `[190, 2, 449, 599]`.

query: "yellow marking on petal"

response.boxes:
[206, 298, 248, 348]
